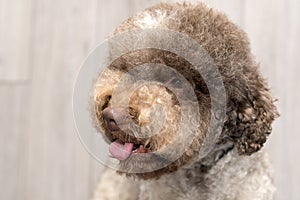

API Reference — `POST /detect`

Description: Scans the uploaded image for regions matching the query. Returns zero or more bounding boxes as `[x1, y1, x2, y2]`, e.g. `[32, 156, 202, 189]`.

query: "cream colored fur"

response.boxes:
[93, 149, 274, 200]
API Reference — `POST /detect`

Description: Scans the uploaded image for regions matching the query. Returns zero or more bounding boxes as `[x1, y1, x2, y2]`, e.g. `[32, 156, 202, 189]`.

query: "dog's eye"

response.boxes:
[170, 78, 182, 88]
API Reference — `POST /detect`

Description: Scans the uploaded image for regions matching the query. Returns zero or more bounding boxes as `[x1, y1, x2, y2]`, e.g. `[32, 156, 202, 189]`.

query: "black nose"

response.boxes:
[102, 107, 128, 132]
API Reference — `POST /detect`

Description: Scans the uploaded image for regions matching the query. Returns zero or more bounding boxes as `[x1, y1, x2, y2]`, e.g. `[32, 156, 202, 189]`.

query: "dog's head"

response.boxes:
[92, 3, 278, 179]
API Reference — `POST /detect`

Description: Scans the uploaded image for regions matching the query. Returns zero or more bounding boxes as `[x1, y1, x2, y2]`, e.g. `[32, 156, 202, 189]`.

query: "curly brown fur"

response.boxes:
[92, 1, 279, 193]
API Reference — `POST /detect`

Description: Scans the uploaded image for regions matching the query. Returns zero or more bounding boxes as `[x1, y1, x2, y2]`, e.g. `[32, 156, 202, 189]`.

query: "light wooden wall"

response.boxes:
[0, 0, 299, 199]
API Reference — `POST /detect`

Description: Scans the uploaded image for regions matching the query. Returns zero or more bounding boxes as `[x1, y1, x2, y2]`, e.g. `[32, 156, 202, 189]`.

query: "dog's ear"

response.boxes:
[225, 66, 279, 155]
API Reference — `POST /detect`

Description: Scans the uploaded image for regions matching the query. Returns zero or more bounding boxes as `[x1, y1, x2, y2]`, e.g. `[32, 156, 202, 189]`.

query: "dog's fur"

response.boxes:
[92, 2, 279, 200]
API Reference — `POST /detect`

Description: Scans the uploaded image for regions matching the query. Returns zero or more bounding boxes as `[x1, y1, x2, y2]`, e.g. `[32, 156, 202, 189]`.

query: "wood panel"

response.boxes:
[0, 85, 30, 200]
[244, 0, 300, 199]
[0, 0, 32, 80]
[22, 0, 100, 199]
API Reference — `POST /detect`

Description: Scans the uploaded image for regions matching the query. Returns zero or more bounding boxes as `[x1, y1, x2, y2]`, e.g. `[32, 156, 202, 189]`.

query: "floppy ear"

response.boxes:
[225, 65, 279, 155]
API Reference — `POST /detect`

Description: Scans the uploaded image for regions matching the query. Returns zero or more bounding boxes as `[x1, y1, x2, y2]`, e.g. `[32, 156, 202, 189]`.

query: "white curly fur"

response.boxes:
[93, 149, 275, 200]
[135, 11, 167, 29]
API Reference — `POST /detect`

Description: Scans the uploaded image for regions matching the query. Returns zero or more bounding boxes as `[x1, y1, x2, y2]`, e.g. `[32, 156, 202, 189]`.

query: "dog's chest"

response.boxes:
[137, 170, 209, 200]
[136, 150, 275, 200]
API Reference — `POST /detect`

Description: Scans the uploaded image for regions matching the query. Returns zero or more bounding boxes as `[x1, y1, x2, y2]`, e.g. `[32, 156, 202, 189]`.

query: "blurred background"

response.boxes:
[0, 0, 299, 199]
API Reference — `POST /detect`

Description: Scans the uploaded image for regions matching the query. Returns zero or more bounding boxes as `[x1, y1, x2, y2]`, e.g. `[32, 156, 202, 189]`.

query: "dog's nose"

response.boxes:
[102, 107, 128, 132]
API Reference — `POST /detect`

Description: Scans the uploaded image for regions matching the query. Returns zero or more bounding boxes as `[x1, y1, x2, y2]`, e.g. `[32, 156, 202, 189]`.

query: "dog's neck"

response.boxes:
[183, 137, 235, 173]
[138, 148, 273, 200]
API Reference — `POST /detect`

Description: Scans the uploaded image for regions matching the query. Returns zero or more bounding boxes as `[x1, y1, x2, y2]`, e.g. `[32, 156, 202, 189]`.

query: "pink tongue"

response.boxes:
[109, 140, 134, 160]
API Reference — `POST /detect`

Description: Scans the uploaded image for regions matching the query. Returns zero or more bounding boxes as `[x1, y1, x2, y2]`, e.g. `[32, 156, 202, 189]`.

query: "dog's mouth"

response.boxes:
[109, 138, 151, 161]
[98, 105, 156, 161]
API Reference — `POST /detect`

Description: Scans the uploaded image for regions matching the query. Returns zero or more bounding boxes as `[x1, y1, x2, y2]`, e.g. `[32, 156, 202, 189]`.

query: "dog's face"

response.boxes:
[94, 49, 211, 179]
[92, 3, 278, 179]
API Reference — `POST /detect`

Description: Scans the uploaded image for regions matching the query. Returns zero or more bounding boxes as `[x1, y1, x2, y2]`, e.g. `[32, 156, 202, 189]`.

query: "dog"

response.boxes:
[91, 2, 279, 200]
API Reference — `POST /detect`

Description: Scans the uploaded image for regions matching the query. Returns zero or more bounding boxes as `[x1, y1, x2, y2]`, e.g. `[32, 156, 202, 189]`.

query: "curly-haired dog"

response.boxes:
[92, 2, 279, 200]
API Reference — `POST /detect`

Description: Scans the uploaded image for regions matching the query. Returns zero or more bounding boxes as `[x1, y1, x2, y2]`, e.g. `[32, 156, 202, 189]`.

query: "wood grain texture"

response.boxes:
[0, 0, 32, 80]
[0, 0, 299, 199]
[0, 85, 30, 200]
[245, 0, 300, 199]
[22, 0, 101, 199]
